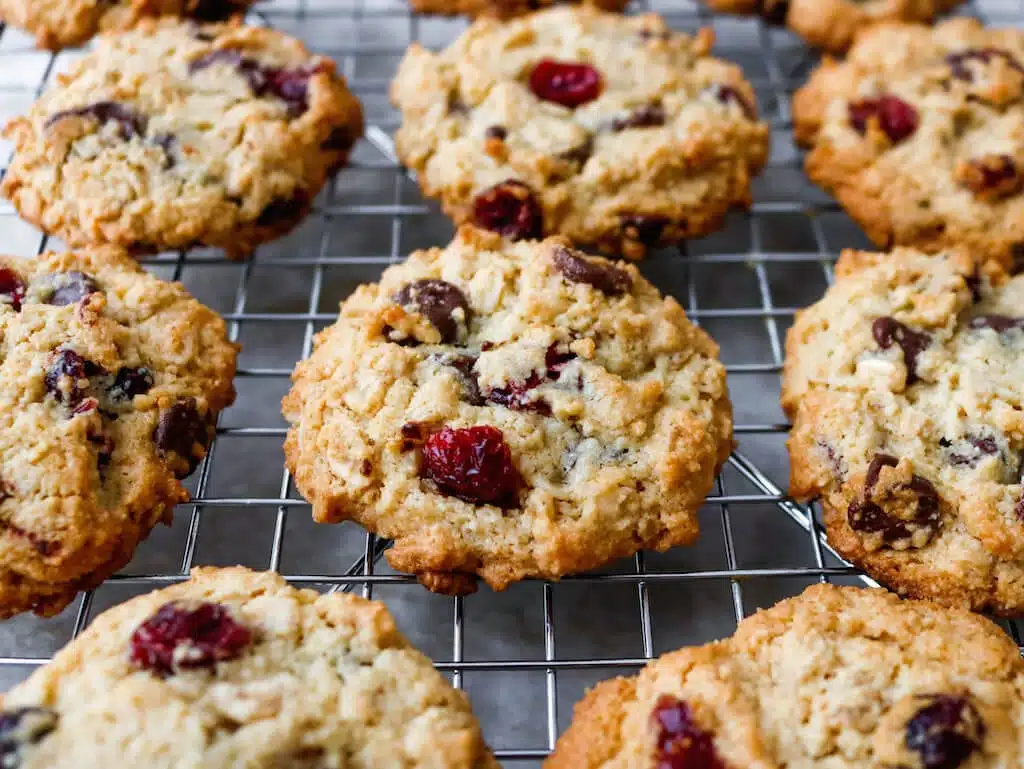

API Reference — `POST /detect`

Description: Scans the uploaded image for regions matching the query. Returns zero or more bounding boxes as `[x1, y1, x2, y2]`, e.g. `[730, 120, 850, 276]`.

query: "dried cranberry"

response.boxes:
[130, 601, 252, 674]
[545, 344, 577, 374]
[848, 96, 918, 142]
[905, 695, 984, 769]
[528, 58, 602, 108]
[651, 695, 728, 769]
[256, 192, 308, 226]
[941, 435, 999, 467]
[872, 317, 930, 385]
[421, 425, 521, 506]
[44, 349, 100, 410]
[45, 101, 146, 140]
[486, 371, 548, 415]
[847, 453, 940, 544]
[472, 180, 543, 241]
[153, 398, 211, 476]
[758, 0, 789, 24]
[42, 271, 98, 306]
[190, 51, 324, 116]
[957, 155, 1022, 200]
[611, 104, 665, 131]
[107, 367, 154, 402]
[969, 314, 1024, 332]
[621, 215, 669, 247]
[393, 280, 472, 344]
[0, 707, 58, 766]
[0, 268, 26, 311]
[705, 84, 756, 120]
[946, 48, 1023, 82]
[552, 246, 631, 295]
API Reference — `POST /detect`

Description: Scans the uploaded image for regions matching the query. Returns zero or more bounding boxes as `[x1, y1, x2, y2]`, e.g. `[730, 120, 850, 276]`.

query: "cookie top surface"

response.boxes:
[408, 0, 630, 19]
[793, 20, 1024, 268]
[282, 226, 733, 594]
[0, 246, 237, 618]
[391, 7, 768, 259]
[0, 0, 254, 50]
[783, 247, 1024, 613]
[546, 583, 1024, 769]
[1, 19, 364, 259]
[0, 567, 497, 769]
[704, 0, 963, 53]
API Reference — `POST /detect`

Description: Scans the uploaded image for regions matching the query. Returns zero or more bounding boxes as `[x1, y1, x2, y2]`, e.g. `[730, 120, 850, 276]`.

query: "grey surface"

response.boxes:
[1, 0, 1023, 764]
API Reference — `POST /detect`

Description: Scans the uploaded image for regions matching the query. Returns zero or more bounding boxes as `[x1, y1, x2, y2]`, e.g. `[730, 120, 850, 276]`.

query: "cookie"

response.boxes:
[0, 246, 237, 618]
[0, 0, 254, 51]
[391, 7, 768, 260]
[408, 0, 629, 18]
[793, 20, 1024, 269]
[782, 246, 1024, 614]
[546, 583, 1024, 769]
[0, 567, 498, 769]
[282, 226, 733, 595]
[1, 19, 364, 260]
[704, 0, 963, 53]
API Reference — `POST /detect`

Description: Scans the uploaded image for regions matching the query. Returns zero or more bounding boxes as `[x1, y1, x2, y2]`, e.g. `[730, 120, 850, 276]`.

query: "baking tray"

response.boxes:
[0, 0, 1022, 764]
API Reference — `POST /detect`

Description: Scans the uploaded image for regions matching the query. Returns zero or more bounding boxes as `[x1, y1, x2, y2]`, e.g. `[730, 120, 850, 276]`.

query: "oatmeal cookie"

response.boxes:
[391, 7, 768, 260]
[705, 0, 963, 53]
[0, 0, 255, 50]
[793, 20, 1024, 269]
[0, 246, 237, 618]
[1, 19, 364, 260]
[282, 226, 733, 594]
[0, 567, 497, 769]
[408, 0, 629, 18]
[784, 246, 1024, 614]
[547, 583, 1024, 769]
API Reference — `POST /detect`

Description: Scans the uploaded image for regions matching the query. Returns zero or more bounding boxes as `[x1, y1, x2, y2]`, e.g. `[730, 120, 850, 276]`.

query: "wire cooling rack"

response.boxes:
[1, 0, 1023, 764]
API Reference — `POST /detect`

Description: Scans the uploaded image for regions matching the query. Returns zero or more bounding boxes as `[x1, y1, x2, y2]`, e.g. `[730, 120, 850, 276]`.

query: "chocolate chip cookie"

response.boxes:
[391, 7, 768, 260]
[0, 567, 498, 769]
[0, 0, 254, 50]
[547, 583, 1024, 769]
[705, 0, 963, 53]
[783, 246, 1024, 614]
[282, 226, 733, 594]
[408, 0, 629, 18]
[1, 19, 364, 260]
[0, 246, 237, 618]
[793, 20, 1024, 269]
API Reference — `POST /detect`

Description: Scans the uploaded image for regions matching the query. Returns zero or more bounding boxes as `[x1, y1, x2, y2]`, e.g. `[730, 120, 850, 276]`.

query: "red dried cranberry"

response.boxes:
[421, 426, 521, 506]
[472, 180, 543, 241]
[872, 317, 930, 385]
[190, 51, 324, 116]
[528, 58, 602, 108]
[130, 601, 252, 674]
[44, 349, 101, 410]
[941, 435, 999, 467]
[651, 695, 729, 769]
[957, 155, 1022, 200]
[946, 48, 1023, 82]
[552, 247, 631, 295]
[393, 279, 472, 344]
[486, 371, 548, 414]
[43, 271, 98, 306]
[107, 366, 154, 402]
[0, 707, 57, 766]
[848, 96, 918, 143]
[45, 101, 146, 140]
[847, 453, 940, 544]
[905, 695, 984, 769]
[705, 84, 756, 120]
[611, 104, 665, 131]
[969, 314, 1024, 332]
[0, 268, 26, 311]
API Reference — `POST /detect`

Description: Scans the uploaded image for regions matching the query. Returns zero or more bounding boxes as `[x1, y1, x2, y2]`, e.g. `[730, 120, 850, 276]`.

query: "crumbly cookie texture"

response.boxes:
[546, 583, 1024, 769]
[282, 226, 733, 594]
[409, 0, 629, 18]
[704, 0, 963, 53]
[1, 19, 364, 260]
[0, 0, 254, 51]
[0, 567, 498, 769]
[0, 246, 237, 618]
[783, 246, 1024, 614]
[793, 20, 1024, 269]
[391, 7, 768, 260]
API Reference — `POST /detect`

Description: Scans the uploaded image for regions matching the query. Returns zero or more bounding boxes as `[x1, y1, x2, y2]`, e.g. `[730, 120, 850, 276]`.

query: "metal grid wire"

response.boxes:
[1, 0, 1023, 762]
